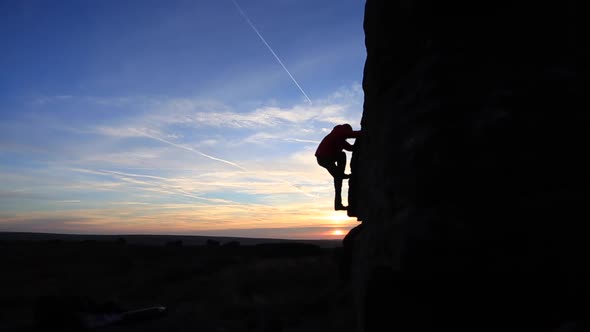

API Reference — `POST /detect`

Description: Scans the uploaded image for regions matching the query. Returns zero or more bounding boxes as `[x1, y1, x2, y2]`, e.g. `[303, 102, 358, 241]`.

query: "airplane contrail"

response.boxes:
[88, 168, 247, 204]
[135, 129, 318, 197]
[231, 0, 313, 105]
[138, 130, 247, 171]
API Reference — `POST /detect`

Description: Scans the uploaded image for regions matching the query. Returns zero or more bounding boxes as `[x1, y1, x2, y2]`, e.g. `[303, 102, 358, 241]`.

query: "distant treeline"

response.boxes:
[0, 236, 330, 260]
[0, 232, 341, 248]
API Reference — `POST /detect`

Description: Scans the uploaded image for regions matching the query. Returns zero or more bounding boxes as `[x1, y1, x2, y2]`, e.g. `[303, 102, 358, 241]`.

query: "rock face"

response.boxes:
[347, 1, 586, 332]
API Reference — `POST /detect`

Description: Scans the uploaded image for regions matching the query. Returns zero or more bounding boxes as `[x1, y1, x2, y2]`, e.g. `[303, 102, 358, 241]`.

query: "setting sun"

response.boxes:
[332, 229, 345, 236]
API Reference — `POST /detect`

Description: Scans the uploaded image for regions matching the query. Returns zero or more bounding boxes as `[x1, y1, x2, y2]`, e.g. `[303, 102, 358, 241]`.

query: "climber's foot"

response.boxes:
[335, 204, 348, 211]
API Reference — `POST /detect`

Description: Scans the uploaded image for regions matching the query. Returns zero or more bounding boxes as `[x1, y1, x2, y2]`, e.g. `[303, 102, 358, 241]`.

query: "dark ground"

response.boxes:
[0, 234, 354, 332]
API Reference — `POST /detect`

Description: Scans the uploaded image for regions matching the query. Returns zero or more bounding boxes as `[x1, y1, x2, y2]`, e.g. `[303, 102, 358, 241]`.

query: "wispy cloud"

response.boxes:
[0, 201, 358, 239]
[1, 83, 362, 238]
[145, 99, 356, 129]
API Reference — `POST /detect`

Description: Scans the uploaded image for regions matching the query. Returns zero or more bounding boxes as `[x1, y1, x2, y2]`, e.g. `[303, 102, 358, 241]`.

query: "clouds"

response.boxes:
[87, 83, 362, 159]
[0, 0, 367, 239]
[0, 190, 356, 241]
[139, 85, 361, 130]
[1, 83, 362, 238]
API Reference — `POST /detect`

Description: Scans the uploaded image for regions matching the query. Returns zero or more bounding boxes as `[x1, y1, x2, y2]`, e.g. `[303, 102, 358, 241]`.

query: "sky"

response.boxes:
[0, 0, 367, 240]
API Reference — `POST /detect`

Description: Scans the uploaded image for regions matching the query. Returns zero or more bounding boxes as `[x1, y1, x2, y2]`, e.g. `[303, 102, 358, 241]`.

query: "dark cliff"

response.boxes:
[347, 1, 587, 332]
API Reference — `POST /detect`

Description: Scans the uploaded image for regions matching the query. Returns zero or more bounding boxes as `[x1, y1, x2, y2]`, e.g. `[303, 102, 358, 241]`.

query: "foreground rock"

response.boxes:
[347, 1, 586, 332]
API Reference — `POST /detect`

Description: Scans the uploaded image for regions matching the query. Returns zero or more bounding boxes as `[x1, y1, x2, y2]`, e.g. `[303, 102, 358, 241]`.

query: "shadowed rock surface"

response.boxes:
[346, 1, 586, 332]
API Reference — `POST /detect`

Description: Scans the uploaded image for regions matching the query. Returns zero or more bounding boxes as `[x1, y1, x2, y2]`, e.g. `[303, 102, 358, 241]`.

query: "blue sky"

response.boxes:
[0, 0, 366, 239]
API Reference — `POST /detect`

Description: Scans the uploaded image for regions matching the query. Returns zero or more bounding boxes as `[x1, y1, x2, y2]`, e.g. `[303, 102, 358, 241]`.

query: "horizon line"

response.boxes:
[0, 230, 345, 242]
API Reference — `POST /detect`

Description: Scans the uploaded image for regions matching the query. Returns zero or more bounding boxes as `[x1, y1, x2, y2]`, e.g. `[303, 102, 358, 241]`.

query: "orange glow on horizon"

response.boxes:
[3, 201, 362, 240]
[325, 211, 355, 223]
[332, 229, 345, 236]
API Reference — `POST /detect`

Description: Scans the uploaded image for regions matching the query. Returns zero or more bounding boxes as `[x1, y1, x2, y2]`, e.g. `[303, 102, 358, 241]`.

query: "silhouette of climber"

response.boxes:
[315, 124, 361, 211]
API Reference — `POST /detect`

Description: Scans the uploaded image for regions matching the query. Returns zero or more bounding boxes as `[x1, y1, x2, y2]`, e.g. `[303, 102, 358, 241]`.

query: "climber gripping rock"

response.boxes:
[315, 123, 361, 211]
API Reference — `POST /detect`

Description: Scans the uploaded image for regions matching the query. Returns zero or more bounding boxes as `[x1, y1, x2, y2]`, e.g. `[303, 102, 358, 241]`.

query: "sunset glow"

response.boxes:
[0, 0, 365, 239]
[332, 229, 345, 236]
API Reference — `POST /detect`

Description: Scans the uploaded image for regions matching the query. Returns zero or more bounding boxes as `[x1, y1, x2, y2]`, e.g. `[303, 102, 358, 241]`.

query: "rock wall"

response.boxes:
[347, 1, 587, 331]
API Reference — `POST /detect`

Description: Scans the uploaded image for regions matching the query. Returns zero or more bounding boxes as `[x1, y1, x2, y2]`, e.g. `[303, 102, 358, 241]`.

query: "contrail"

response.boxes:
[138, 130, 247, 171]
[231, 0, 313, 105]
[86, 168, 247, 204]
[135, 129, 318, 198]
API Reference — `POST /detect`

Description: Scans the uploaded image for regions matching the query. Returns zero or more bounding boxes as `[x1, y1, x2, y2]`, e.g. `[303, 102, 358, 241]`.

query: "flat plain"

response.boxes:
[0, 232, 354, 332]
